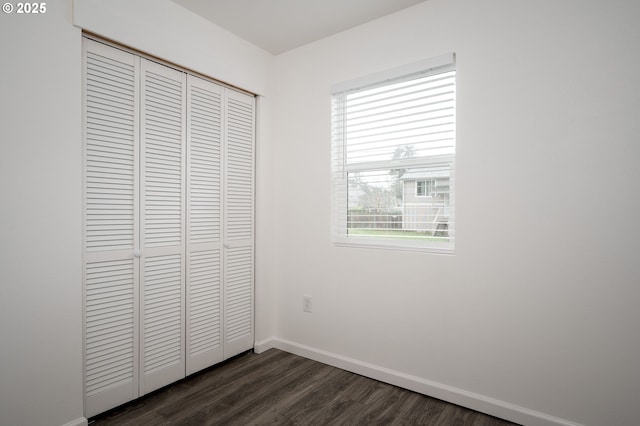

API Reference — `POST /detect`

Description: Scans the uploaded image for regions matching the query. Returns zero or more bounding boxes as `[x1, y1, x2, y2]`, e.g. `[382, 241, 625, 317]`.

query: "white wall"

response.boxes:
[2, 0, 638, 424]
[0, 2, 85, 426]
[255, 83, 278, 348]
[0, 1, 275, 425]
[270, 1, 640, 425]
[74, 0, 272, 95]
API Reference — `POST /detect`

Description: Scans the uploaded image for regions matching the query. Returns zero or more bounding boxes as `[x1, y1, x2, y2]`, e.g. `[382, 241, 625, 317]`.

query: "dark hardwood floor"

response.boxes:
[90, 348, 519, 426]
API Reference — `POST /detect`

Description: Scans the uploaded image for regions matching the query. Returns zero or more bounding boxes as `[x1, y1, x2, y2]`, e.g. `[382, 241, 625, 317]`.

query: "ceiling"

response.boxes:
[172, 0, 428, 55]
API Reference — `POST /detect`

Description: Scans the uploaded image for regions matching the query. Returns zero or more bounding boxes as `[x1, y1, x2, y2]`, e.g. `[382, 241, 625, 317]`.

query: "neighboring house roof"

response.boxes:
[400, 168, 450, 180]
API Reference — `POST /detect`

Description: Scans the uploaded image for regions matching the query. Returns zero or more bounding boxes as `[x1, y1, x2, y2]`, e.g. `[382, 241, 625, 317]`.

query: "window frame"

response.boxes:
[331, 54, 456, 254]
[416, 180, 435, 198]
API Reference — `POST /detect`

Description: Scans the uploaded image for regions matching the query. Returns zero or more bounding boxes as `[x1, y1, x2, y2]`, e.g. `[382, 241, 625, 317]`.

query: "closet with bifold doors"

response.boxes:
[82, 37, 255, 418]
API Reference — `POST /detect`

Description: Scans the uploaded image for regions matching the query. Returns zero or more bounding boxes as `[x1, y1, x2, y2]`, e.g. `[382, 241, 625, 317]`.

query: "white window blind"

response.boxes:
[331, 55, 456, 253]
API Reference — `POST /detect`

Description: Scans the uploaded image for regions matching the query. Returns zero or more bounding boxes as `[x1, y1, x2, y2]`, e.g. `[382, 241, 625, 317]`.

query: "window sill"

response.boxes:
[333, 237, 454, 255]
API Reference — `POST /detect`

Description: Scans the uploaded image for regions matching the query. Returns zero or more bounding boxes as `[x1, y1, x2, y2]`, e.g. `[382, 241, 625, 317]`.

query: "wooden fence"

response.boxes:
[347, 209, 403, 229]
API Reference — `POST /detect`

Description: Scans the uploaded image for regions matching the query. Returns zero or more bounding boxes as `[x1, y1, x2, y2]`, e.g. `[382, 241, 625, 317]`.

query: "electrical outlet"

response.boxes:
[303, 295, 312, 313]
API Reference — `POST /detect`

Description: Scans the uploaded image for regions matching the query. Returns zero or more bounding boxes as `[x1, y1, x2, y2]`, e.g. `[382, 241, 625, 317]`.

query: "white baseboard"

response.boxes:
[253, 337, 276, 354]
[60, 417, 88, 426]
[267, 337, 583, 426]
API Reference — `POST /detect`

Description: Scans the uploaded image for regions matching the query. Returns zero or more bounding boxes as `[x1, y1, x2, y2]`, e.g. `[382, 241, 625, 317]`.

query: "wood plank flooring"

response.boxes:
[90, 349, 519, 426]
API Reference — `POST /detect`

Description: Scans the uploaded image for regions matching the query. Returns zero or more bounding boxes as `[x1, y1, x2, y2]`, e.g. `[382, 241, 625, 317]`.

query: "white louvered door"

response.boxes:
[223, 90, 255, 358]
[83, 38, 255, 418]
[82, 38, 140, 417]
[186, 76, 224, 374]
[140, 58, 187, 395]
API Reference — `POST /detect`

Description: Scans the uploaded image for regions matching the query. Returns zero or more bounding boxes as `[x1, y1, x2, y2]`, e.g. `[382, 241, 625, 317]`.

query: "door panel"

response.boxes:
[139, 59, 186, 395]
[223, 90, 255, 359]
[83, 38, 140, 418]
[186, 76, 224, 374]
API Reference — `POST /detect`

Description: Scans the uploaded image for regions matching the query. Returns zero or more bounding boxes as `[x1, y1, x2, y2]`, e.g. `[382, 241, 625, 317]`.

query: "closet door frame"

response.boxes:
[82, 34, 256, 417]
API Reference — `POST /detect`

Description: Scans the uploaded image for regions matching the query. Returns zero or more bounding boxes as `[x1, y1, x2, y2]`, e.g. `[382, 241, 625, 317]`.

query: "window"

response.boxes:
[416, 180, 435, 197]
[331, 54, 456, 253]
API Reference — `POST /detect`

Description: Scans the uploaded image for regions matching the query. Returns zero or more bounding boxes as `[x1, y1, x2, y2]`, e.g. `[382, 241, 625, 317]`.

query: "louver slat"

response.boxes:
[143, 254, 182, 373]
[143, 65, 184, 249]
[189, 249, 221, 355]
[188, 81, 222, 244]
[85, 259, 135, 396]
[225, 96, 254, 242]
[85, 50, 136, 252]
[225, 246, 252, 342]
